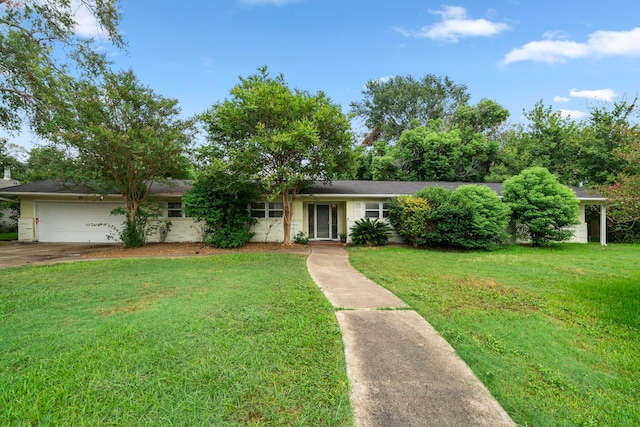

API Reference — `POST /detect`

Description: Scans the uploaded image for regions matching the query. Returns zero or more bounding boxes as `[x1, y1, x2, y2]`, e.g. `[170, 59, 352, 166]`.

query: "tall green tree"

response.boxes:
[0, 138, 26, 180]
[393, 117, 502, 182]
[54, 70, 194, 247]
[502, 167, 580, 246]
[0, 0, 123, 134]
[580, 98, 638, 186]
[489, 102, 582, 185]
[200, 67, 354, 246]
[22, 145, 75, 182]
[351, 74, 470, 144]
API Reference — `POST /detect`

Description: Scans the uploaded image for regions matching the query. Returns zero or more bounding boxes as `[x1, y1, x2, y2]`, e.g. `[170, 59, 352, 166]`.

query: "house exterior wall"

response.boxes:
[566, 202, 589, 244]
[12, 193, 596, 245]
[249, 197, 304, 242]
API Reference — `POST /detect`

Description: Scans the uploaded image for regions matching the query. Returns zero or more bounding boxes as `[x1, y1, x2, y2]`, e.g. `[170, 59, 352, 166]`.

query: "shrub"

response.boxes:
[447, 185, 511, 250]
[107, 205, 166, 248]
[293, 231, 309, 244]
[414, 185, 511, 250]
[415, 186, 455, 246]
[350, 217, 392, 246]
[502, 167, 580, 246]
[387, 196, 432, 247]
[183, 170, 258, 248]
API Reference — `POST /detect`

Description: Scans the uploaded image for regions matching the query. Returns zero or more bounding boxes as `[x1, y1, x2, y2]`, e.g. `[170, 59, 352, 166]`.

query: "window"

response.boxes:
[250, 202, 283, 218]
[167, 201, 184, 218]
[364, 202, 389, 219]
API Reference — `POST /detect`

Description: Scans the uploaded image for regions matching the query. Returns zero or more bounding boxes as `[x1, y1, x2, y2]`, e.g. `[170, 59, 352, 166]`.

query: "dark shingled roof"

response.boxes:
[0, 179, 193, 196]
[0, 179, 604, 201]
[302, 180, 604, 200]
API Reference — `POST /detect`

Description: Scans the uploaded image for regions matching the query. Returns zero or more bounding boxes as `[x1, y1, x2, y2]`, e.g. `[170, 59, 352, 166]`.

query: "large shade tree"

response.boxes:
[350, 74, 470, 145]
[199, 67, 354, 246]
[54, 70, 194, 247]
[0, 0, 123, 134]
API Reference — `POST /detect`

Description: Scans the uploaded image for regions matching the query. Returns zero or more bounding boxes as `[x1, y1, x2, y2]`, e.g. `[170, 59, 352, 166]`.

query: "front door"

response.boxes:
[308, 203, 338, 240]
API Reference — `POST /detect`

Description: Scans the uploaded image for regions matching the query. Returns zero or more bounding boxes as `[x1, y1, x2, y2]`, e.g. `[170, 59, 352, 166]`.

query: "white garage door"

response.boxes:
[36, 202, 124, 243]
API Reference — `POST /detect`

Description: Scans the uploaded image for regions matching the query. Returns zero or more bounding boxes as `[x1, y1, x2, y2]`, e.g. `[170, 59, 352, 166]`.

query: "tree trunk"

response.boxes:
[281, 190, 296, 246]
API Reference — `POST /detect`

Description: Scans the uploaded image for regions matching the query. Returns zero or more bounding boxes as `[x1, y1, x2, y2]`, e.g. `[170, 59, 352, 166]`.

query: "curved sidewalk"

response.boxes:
[306, 245, 514, 427]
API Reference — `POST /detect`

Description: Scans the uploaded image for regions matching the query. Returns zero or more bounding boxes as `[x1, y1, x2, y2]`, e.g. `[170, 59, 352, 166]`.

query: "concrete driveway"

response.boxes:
[0, 242, 118, 269]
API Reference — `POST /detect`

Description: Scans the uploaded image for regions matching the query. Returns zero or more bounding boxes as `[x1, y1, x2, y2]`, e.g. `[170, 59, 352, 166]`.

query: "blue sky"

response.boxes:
[7, 0, 640, 150]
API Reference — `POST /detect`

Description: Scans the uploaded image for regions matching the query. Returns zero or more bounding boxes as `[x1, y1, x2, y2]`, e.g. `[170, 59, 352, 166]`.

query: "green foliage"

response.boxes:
[448, 185, 511, 249]
[599, 105, 640, 234]
[354, 105, 505, 182]
[55, 70, 194, 246]
[199, 67, 353, 245]
[503, 167, 580, 245]
[0, 0, 123, 135]
[293, 231, 309, 244]
[183, 170, 258, 248]
[107, 205, 167, 248]
[350, 217, 392, 246]
[350, 74, 470, 144]
[413, 185, 510, 250]
[488, 99, 639, 188]
[22, 145, 76, 182]
[387, 196, 432, 247]
[396, 123, 463, 181]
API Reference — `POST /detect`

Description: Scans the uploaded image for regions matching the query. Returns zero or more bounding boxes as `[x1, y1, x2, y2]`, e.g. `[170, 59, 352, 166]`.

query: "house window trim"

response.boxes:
[250, 201, 284, 219]
[167, 201, 185, 218]
[363, 201, 389, 219]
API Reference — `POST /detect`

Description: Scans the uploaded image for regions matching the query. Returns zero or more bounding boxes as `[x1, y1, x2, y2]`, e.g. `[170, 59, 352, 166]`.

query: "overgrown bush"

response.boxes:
[108, 205, 166, 248]
[412, 185, 511, 250]
[502, 167, 580, 246]
[387, 196, 432, 247]
[350, 217, 392, 246]
[447, 185, 511, 249]
[183, 170, 258, 248]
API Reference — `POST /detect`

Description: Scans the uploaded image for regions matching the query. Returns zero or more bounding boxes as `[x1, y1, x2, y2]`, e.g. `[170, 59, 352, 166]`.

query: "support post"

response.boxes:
[600, 204, 607, 246]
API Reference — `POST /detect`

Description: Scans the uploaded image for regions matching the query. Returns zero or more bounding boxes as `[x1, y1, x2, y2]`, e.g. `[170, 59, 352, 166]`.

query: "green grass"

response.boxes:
[348, 243, 640, 427]
[0, 231, 17, 241]
[0, 254, 352, 426]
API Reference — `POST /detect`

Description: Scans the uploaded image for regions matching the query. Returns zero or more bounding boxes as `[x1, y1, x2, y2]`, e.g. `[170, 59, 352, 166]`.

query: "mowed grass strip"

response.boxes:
[0, 232, 18, 241]
[0, 253, 352, 426]
[348, 244, 640, 427]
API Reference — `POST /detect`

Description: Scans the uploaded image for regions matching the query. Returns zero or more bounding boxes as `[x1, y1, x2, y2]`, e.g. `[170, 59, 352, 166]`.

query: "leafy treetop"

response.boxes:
[199, 67, 353, 245]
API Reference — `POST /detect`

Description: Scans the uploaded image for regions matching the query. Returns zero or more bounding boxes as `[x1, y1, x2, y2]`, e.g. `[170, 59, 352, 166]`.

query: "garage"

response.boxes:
[36, 201, 124, 243]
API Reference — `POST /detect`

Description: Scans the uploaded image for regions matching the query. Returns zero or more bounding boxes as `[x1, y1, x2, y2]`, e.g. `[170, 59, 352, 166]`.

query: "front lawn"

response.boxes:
[0, 231, 17, 241]
[348, 244, 640, 426]
[0, 254, 352, 426]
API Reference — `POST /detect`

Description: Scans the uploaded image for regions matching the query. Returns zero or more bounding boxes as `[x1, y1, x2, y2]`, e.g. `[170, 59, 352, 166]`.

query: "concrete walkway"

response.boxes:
[306, 246, 515, 427]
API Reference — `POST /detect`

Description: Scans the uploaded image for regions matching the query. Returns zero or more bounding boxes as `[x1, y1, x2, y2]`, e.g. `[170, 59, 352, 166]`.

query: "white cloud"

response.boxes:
[569, 88, 618, 102]
[238, 0, 302, 5]
[542, 30, 570, 40]
[553, 96, 571, 103]
[503, 27, 640, 64]
[393, 5, 510, 43]
[71, 1, 109, 39]
[559, 109, 588, 120]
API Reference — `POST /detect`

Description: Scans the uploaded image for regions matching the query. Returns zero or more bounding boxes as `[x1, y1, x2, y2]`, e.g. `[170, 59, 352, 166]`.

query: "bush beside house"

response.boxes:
[387, 168, 579, 250]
